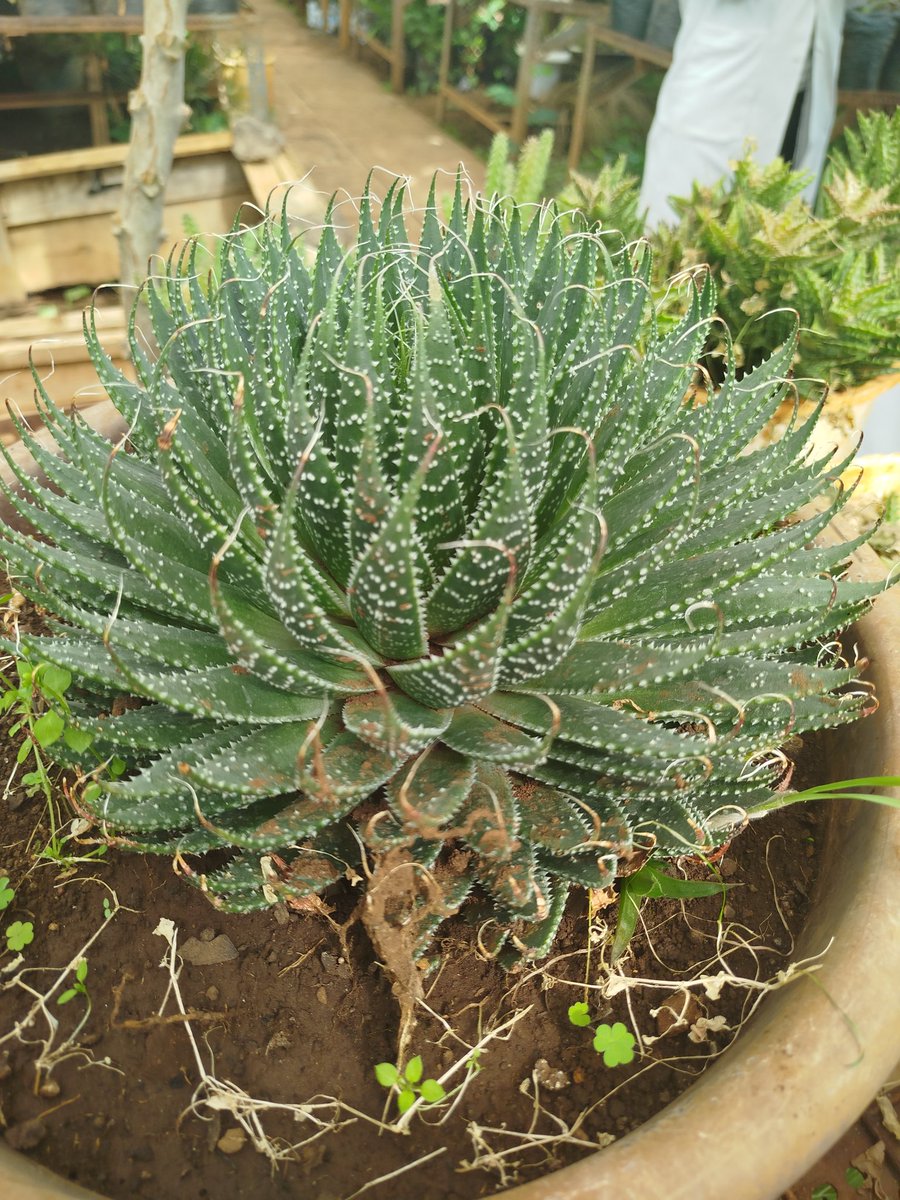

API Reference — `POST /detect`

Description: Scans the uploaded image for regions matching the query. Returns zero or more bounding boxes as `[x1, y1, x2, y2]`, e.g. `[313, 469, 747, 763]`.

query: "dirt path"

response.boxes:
[254, 0, 485, 221]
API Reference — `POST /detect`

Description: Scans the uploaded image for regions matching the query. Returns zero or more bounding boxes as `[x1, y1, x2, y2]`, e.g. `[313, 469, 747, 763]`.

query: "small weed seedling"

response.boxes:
[0, 651, 115, 869]
[568, 1003, 637, 1067]
[846, 1166, 867, 1190]
[375, 1055, 446, 1115]
[747, 775, 900, 816]
[57, 958, 89, 1007]
[0, 660, 77, 798]
[611, 860, 729, 963]
[0, 888, 121, 1081]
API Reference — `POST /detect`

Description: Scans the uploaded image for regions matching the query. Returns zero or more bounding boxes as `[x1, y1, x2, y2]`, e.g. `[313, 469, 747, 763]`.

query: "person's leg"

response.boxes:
[638, 0, 815, 226]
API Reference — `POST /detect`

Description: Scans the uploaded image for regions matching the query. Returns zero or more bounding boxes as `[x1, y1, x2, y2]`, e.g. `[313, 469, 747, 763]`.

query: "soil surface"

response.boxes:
[0, 704, 831, 1200]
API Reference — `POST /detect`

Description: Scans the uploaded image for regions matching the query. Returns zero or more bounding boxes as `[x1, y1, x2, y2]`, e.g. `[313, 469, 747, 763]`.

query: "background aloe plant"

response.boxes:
[666, 111, 900, 389]
[0, 179, 886, 964]
[557, 108, 900, 392]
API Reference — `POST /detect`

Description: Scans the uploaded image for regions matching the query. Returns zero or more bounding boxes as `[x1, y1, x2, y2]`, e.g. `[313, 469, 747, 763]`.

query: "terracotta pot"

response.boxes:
[1, 400, 898, 1200]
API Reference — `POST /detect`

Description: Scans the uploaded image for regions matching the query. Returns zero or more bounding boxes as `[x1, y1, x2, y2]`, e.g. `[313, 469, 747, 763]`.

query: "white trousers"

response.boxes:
[639, 0, 846, 226]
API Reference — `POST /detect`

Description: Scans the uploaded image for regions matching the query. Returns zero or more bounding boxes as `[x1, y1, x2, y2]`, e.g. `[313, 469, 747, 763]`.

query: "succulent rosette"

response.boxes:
[0, 180, 880, 962]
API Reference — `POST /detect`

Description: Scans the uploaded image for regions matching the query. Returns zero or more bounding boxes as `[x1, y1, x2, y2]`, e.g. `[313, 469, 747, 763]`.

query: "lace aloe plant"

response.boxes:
[0, 180, 885, 964]
[557, 155, 645, 245]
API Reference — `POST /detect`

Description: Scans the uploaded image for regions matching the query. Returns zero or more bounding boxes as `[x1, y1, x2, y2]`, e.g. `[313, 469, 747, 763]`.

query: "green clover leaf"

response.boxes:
[6, 920, 34, 952]
[568, 1001, 592, 1028]
[592, 1021, 636, 1067]
[396, 1086, 416, 1114]
[0, 877, 14, 912]
[404, 1055, 423, 1084]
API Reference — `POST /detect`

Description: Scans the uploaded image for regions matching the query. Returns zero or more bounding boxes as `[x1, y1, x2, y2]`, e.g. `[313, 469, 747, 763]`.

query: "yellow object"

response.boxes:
[841, 453, 900, 501]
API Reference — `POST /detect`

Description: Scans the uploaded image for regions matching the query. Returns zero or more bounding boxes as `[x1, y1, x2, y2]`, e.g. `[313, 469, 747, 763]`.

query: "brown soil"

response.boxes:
[0, 716, 828, 1199]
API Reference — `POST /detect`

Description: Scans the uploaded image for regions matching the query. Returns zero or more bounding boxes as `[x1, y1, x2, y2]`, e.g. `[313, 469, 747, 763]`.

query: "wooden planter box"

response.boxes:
[0, 130, 301, 440]
[0, 306, 131, 446]
[0, 131, 251, 302]
[18, 0, 238, 13]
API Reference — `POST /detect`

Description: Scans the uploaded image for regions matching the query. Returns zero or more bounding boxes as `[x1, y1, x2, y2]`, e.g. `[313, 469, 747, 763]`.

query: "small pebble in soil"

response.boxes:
[5, 1118, 47, 1151]
[179, 934, 239, 966]
[720, 858, 738, 877]
[38, 1079, 60, 1098]
[200, 928, 216, 942]
[320, 951, 352, 979]
[216, 1128, 247, 1155]
[316, 986, 328, 1005]
[265, 1030, 291, 1055]
[81, 1032, 101, 1047]
[533, 1058, 570, 1090]
[206, 986, 220, 1002]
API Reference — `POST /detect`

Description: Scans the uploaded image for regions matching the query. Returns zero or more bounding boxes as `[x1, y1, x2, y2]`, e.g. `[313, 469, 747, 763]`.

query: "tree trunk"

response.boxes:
[116, 0, 189, 289]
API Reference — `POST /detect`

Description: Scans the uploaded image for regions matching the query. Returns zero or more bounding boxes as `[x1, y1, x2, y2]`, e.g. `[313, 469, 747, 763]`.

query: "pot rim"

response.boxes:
[0, 400, 898, 1200]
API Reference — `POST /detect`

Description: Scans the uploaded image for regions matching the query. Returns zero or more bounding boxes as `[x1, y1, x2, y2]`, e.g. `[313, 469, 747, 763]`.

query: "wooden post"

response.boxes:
[511, 0, 541, 145]
[0, 213, 28, 309]
[242, 14, 271, 122]
[339, 0, 352, 51]
[85, 52, 111, 146]
[568, 21, 597, 170]
[115, 0, 189, 287]
[436, 0, 455, 124]
[390, 0, 407, 93]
